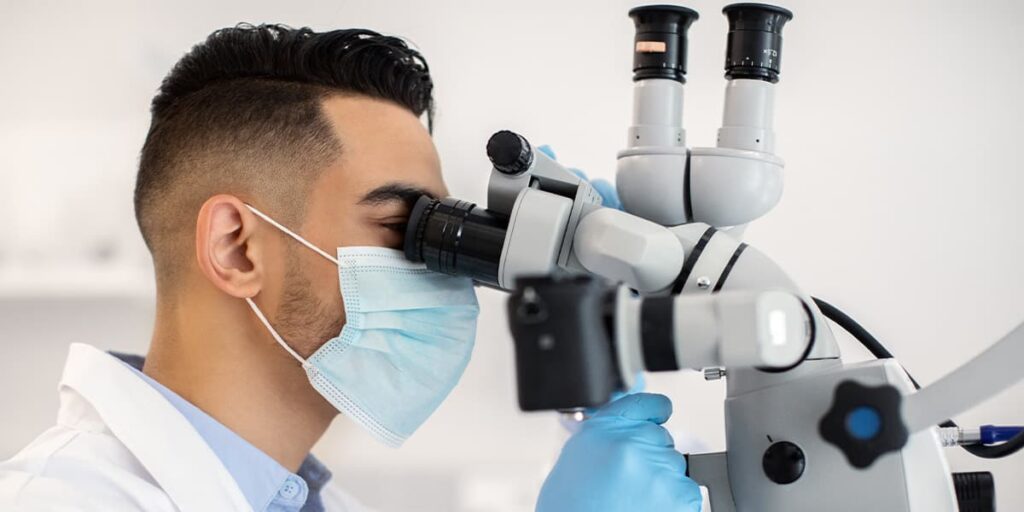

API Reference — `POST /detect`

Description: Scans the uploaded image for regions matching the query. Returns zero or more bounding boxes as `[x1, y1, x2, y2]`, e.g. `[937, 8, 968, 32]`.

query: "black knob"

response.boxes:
[628, 5, 699, 83]
[819, 380, 909, 469]
[487, 130, 533, 176]
[722, 3, 793, 83]
[762, 441, 805, 484]
[953, 472, 995, 512]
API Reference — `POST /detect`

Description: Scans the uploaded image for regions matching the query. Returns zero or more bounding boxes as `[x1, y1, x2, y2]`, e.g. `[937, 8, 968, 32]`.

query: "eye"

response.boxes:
[382, 221, 408, 234]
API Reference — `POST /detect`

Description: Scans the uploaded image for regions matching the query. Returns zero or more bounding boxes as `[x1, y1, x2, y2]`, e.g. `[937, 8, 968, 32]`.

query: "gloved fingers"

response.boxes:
[584, 373, 647, 416]
[568, 167, 588, 180]
[536, 144, 557, 159]
[592, 392, 672, 424]
[576, 418, 674, 448]
[657, 446, 689, 472]
[675, 477, 704, 511]
[654, 452, 703, 510]
[589, 178, 622, 210]
[632, 421, 676, 448]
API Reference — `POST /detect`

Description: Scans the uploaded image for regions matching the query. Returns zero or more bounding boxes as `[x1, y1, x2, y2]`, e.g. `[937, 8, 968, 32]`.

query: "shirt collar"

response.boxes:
[109, 351, 332, 512]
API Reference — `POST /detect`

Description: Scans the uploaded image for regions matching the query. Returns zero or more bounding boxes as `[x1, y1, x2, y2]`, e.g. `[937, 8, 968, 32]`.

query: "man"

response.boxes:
[0, 24, 702, 511]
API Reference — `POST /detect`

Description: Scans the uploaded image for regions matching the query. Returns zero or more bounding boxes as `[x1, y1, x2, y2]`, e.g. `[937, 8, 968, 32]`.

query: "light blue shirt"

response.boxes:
[112, 353, 330, 512]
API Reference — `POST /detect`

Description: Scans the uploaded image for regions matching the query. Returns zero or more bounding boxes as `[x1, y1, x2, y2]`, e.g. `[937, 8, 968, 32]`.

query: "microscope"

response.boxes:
[404, 4, 1024, 511]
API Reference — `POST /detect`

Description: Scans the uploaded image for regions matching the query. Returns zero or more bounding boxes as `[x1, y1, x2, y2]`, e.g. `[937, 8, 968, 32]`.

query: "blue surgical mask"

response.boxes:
[243, 205, 479, 447]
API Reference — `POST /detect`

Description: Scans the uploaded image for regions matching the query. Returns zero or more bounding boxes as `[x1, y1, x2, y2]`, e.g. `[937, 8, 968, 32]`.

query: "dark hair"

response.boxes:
[134, 24, 434, 275]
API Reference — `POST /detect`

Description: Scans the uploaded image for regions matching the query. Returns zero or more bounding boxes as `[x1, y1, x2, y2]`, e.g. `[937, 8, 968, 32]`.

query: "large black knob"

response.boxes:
[487, 130, 533, 176]
[628, 5, 699, 83]
[722, 3, 793, 83]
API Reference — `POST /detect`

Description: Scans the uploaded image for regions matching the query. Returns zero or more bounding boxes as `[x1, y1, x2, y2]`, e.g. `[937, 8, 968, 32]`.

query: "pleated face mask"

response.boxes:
[244, 205, 480, 447]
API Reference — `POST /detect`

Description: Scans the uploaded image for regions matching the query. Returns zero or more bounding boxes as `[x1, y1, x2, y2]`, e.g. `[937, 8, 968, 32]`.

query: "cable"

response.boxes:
[812, 297, 1024, 459]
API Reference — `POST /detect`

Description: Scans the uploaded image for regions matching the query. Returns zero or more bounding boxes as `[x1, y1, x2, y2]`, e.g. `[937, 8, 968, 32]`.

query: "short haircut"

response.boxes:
[134, 24, 434, 282]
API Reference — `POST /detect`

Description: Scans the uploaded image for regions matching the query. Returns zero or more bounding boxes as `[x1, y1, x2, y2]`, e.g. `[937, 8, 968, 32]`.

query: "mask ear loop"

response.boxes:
[242, 203, 341, 369]
[245, 297, 311, 368]
[244, 204, 339, 266]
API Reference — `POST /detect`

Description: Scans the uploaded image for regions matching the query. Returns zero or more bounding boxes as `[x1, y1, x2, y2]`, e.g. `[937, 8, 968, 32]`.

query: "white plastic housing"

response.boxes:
[572, 207, 684, 292]
[688, 147, 784, 227]
[671, 290, 810, 370]
[627, 78, 686, 148]
[497, 188, 572, 289]
[723, 361, 957, 512]
[718, 78, 777, 153]
[616, 150, 689, 226]
[616, 78, 690, 226]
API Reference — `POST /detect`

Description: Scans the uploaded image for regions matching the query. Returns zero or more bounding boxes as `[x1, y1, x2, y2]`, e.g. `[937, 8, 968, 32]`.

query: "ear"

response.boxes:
[194, 195, 263, 298]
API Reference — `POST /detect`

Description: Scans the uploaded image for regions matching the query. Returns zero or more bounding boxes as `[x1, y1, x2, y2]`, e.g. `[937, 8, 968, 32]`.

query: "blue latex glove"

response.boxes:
[537, 145, 622, 210]
[537, 393, 703, 512]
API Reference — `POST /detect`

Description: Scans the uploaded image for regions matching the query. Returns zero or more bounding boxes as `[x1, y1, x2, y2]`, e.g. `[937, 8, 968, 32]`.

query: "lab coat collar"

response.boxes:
[58, 343, 252, 512]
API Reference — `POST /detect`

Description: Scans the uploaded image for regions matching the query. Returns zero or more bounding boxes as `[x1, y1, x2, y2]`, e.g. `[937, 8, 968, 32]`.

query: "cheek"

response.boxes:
[282, 253, 347, 358]
[311, 258, 344, 321]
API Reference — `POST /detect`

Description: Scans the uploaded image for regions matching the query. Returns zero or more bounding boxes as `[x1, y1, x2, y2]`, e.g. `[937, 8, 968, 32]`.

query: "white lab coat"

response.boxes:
[0, 343, 369, 512]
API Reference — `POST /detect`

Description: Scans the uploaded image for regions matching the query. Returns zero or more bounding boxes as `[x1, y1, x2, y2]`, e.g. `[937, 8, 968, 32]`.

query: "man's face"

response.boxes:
[265, 95, 448, 357]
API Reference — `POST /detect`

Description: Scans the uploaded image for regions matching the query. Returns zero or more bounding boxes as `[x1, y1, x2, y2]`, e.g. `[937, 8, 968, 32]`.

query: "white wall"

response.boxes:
[2, 0, 1022, 510]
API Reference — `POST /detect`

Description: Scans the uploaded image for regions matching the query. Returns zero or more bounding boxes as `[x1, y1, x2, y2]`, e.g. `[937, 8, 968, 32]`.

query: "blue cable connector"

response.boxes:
[938, 425, 1023, 447]
[980, 425, 1024, 445]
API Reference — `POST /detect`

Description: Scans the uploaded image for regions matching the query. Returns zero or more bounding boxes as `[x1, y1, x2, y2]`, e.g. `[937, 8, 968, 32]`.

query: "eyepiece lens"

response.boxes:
[722, 3, 793, 83]
[628, 5, 700, 83]
[403, 195, 508, 286]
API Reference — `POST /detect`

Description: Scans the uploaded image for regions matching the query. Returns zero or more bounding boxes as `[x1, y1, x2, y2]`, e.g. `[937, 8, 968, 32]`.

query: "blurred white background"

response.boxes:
[1, 0, 1022, 510]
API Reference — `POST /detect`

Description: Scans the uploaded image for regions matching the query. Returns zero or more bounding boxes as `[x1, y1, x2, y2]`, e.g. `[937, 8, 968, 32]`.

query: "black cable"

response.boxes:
[812, 297, 1024, 459]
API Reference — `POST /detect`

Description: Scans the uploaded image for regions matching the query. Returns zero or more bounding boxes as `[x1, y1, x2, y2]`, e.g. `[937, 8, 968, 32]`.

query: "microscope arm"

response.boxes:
[610, 287, 812, 377]
[902, 321, 1024, 433]
[570, 206, 685, 292]
[568, 211, 839, 374]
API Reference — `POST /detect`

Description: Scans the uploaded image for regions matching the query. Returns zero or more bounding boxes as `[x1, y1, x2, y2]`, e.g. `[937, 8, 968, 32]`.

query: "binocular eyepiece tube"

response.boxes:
[723, 3, 793, 83]
[628, 3, 793, 84]
[629, 5, 699, 83]
[404, 196, 508, 287]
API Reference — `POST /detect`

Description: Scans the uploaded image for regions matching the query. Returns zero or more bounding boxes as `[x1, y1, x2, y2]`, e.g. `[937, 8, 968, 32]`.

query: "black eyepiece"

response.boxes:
[628, 5, 700, 83]
[487, 130, 534, 176]
[722, 3, 792, 83]
[404, 195, 508, 286]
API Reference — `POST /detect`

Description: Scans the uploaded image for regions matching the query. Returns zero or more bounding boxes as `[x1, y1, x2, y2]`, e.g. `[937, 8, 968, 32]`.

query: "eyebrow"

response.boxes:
[358, 182, 437, 207]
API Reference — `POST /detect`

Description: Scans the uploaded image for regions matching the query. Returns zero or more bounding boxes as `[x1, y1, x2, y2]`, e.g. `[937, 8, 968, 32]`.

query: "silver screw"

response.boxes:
[697, 276, 712, 289]
[704, 367, 727, 380]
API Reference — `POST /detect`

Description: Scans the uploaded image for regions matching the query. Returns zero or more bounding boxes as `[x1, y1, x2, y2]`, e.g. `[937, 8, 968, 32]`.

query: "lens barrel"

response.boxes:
[722, 3, 793, 83]
[404, 195, 508, 286]
[629, 5, 699, 83]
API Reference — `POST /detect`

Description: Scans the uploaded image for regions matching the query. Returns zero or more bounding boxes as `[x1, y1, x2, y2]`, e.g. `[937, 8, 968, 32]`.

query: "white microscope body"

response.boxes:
[404, 4, 1023, 510]
[608, 5, 1020, 511]
[612, 5, 956, 510]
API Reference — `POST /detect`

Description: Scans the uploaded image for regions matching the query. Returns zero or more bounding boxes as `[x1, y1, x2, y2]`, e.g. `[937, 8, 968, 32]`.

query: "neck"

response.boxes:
[143, 286, 336, 472]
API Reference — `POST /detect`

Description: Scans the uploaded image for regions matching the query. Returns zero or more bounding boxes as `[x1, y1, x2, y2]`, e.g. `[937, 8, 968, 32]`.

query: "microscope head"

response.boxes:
[617, 3, 792, 229]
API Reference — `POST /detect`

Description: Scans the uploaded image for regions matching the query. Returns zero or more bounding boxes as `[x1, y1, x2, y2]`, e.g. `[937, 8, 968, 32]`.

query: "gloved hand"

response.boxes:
[537, 145, 622, 210]
[537, 393, 703, 512]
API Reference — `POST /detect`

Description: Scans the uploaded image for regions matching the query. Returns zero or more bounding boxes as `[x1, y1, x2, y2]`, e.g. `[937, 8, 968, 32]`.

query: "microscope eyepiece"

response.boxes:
[404, 195, 508, 286]
[487, 130, 534, 176]
[722, 3, 792, 83]
[628, 5, 699, 83]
